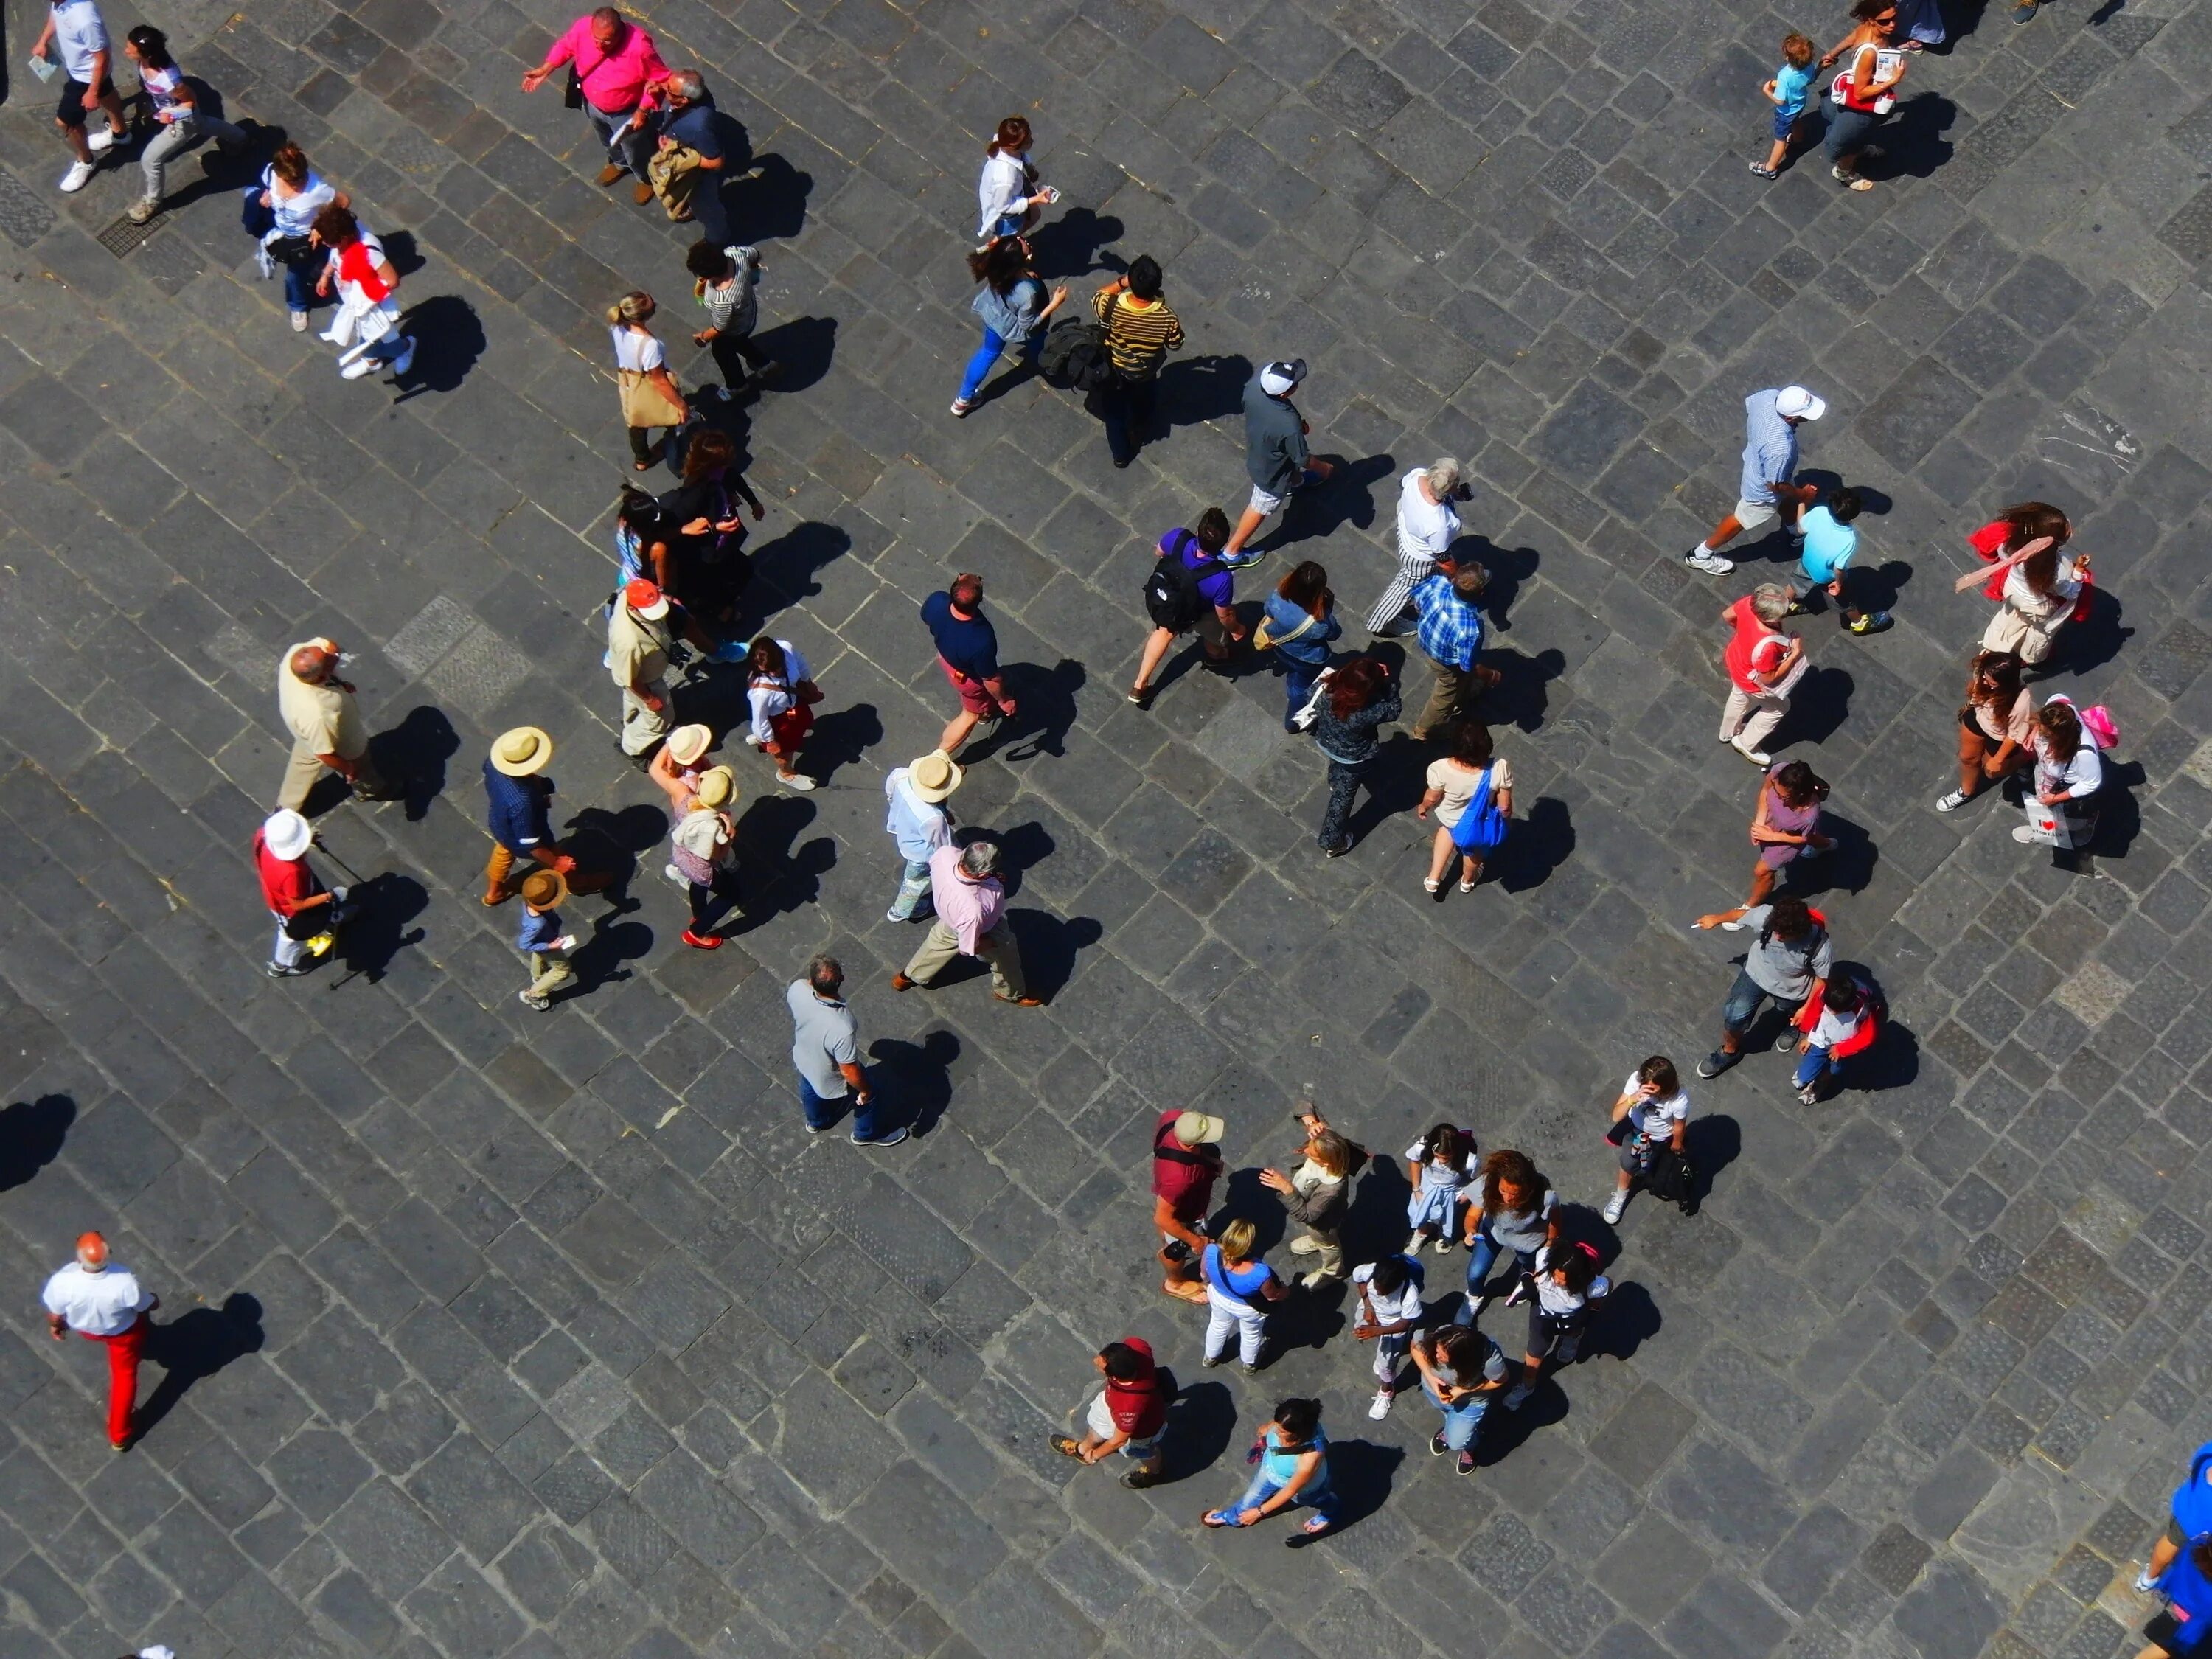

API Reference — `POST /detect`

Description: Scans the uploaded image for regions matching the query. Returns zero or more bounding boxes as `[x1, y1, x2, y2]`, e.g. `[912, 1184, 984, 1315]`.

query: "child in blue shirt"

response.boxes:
[516, 869, 578, 1010]
[1753, 34, 1818, 179]
[1787, 488, 1891, 636]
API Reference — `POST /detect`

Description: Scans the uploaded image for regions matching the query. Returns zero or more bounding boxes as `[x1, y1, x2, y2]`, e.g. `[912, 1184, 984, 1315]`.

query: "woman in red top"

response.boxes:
[1820, 0, 1907, 192]
[312, 204, 415, 382]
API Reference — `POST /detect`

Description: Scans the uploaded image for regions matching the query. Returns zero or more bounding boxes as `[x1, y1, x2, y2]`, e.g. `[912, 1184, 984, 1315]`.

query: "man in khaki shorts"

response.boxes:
[1684, 385, 1825, 577]
[276, 638, 394, 810]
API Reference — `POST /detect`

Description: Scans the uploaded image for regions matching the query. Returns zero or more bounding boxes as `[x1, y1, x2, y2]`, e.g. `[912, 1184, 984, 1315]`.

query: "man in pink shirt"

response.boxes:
[891, 838, 1040, 1006]
[521, 6, 669, 204]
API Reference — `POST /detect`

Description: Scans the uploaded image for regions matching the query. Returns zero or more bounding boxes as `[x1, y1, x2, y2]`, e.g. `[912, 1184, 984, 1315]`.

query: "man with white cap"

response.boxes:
[252, 808, 350, 979]
[1684, 385, 1827, 576]
[883, 750, 963, 922]
[1222, 358, 1334, 566]
[276, 637, 394, 810]
[42, 1231, 156, 1450]
[608, 577, 677, 763]
[481, 726, 613, 905]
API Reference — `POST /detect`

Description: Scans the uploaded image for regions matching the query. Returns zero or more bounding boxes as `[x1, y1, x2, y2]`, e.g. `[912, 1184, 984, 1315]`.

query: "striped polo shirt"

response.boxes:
[1094, 288, 1183, 380]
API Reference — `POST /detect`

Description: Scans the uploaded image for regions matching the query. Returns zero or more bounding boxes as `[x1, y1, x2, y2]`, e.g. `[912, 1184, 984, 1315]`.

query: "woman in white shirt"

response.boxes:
[124, 27, 244, 223]
[744, 636, 820, 792]
[1416, 720, 1512, 898]
[1603, 1057, 1688, 1225]
[976, 116, 1052, 246]
[1369, 459, 1464, 633]
[1500, 1241, 1607, 1410]
[2017, 698, 2103, 850]
[1981, 540, 2087, 665]
[240, 142, 347, 328]
[607, 291, 689, 471]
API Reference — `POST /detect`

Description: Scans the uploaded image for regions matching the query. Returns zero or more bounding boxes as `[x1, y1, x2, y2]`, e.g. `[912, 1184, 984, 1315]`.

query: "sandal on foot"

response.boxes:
[1050, 1435, 1082, 1458]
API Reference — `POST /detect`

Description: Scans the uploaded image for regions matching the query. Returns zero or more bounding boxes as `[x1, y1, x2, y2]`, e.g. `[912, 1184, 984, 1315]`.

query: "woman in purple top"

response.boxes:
[1731, 759, 1832, 914]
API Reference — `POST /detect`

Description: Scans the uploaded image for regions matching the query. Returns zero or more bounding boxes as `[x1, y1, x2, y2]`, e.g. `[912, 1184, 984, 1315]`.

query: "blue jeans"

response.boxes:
[1722, 967, 1800, 1040]
[1281, 658, 1324, 731]
[1456, 1223, 1535, 1321]
[362, 331, 408, 364]
[1423, 1379, 1490, 1451]
[958, 326, 1042, 403]
[888, 857, 934, 921]
[800, 1073, 888, 1138]
[1230, 1466, 1340, 1525]
[240, 193, 317, 313]
[1793, 1043, 1840, 1091]
[1826, 105, 1882, 165]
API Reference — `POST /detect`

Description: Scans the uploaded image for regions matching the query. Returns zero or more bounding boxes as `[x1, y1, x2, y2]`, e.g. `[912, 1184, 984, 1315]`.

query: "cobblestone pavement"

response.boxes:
[1, 0, 2211, 1649]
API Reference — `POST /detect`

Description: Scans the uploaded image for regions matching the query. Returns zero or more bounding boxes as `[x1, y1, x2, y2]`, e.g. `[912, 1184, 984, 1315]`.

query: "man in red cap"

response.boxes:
[41, 1232, 156, 1450]
[608, 576, 676, 765]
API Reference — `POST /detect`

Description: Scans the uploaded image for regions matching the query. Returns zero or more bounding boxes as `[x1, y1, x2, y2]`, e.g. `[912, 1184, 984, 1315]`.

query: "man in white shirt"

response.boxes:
[33, 0, 128, 194]
[1369, 459, 1467, 633]
[41, 1231, 157, 1450]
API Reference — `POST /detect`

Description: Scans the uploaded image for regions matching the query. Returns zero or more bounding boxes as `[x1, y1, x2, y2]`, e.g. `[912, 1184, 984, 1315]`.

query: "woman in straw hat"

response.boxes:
[649, 723, 716, 815]
[883, 750, 963, 922]
[671, 765, 741, 948]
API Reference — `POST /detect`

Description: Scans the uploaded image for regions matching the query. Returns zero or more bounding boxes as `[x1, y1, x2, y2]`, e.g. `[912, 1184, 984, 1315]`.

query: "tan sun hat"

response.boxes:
[908, 750, 964, 804]
[518, 868, 568, 909]
[667, 724, 713, 767]
[693, 765, 736, 809]
[491, 727, 554, 776]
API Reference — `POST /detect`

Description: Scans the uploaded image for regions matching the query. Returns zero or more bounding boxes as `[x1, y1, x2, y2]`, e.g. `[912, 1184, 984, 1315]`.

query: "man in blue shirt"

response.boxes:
[654, 69, 733, 243]
[1685, 385, 1825, 576]
[920, 574, 1015, 755]
[1411, 561, 1501, 740]
[481, 726, 611, 905]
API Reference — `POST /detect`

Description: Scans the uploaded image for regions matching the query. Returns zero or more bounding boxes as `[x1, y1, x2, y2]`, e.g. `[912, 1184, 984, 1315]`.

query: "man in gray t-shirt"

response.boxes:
[1694, 895, 1833, 1079]
[787, 956, 903, 1146]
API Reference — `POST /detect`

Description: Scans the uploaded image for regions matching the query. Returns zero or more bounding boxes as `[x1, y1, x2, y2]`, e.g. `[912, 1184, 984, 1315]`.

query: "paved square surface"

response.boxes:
[1, 0, 2211, 1652]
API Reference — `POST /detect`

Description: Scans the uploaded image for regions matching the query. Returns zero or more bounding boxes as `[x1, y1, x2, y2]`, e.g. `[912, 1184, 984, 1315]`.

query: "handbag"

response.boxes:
[1255, 608, 1318, 653]
[618, 366, 688, 430]
[1291, 668, 1332, 731]
[1450, 765, 1509, 852]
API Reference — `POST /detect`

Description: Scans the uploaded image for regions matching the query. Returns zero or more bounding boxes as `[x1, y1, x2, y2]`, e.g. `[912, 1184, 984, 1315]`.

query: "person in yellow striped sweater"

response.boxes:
[1091, 256, 1183, 467]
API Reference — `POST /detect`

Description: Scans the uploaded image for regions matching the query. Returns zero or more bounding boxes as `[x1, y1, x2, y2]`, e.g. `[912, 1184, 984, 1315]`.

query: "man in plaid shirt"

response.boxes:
[1411, 562, 1503, 740]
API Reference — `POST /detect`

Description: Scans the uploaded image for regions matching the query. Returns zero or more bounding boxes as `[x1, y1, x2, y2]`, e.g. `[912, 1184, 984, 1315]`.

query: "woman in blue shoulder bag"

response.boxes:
[1259, 560, 1340, 732]
[1415, 720, 1511, 900]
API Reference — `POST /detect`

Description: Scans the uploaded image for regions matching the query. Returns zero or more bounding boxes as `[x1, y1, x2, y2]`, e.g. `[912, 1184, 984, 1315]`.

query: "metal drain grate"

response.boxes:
[96, 209, 165, 257]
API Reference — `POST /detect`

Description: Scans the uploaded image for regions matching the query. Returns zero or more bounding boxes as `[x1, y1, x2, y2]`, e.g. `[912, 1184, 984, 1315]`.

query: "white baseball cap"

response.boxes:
[1775, 386, 1826, 421]
[1258, 359, 1306, 396]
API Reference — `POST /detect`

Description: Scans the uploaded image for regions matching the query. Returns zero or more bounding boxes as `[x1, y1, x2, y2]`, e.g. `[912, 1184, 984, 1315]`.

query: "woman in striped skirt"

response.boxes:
[1369, 459, 1467, 633]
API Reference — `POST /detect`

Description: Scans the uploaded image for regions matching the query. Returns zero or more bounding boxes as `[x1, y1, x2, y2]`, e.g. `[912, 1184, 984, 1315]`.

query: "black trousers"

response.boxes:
[709, 330, 771, 390]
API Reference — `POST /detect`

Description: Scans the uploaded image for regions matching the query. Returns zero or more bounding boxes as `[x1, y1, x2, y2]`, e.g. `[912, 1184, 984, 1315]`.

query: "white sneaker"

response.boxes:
[1367, 1388, 1394, 1420]
[86, 127, 117, 153]
[59, 160, 95, 193]
[663, 863, 685, 888]
[742, 732, 763, 747]
[2013, 825, 2056, 845]
[290, 310, 308, 331]
[1288, 1236, 1320, 1255]
[1935, 790, 1968, 813]
[2136, 1567, 2159, 1595]
[1683, 548, 1736, 575]
[1731, 740, 1772, 766]
[341, 357, 375, 380]
[778, 772, 817, 791]
[389, 337, 416, 377]
[1602, 1190, 1627, 1225]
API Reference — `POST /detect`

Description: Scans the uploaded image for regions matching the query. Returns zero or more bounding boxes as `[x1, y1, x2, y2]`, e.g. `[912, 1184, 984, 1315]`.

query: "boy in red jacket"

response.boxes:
[1051, 1338, 1170, 1488]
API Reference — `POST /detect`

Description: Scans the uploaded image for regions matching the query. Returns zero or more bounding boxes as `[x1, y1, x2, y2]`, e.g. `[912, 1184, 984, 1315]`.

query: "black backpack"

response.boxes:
[1040, 320, 1115, 392]
[1142, 532, 1222, 630]
[1644, 1147, 1700, 1216]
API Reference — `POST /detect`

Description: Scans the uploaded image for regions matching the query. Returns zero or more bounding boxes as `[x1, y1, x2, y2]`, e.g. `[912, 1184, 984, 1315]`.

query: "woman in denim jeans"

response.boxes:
[1411, 1325, 1511, 1475]
[950, 239, 1067, 416]
[1262, 560, 1340, 731]
[1456, 1148, 1557, 1324]
[1201, 1397, 1338, 1541]
[1308, 655, 1400, 856]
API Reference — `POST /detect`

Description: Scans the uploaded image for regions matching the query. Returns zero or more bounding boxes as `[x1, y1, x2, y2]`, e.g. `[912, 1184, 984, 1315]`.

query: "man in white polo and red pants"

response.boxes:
[42, 1231, 157, 1450]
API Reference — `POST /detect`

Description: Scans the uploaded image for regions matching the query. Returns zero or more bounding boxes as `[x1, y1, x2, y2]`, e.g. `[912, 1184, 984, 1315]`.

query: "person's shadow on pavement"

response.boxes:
[1296, 1440, 1403, 1545]
[863, 1029, 961, 1135]
[134, 1293, 264, 1440]
[328, 872, 428, 985]
[0, 1094, 74, 1192]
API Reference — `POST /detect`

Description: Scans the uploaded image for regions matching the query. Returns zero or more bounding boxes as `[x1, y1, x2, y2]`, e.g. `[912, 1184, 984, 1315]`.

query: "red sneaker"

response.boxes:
[681, 930, 722, 950]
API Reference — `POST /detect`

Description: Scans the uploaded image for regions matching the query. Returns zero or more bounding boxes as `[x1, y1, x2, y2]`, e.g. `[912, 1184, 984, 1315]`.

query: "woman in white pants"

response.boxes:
[1369, 459, 1465, 633]
[125, 27, 245, 223]
[1198, 1220, 1285, 1374]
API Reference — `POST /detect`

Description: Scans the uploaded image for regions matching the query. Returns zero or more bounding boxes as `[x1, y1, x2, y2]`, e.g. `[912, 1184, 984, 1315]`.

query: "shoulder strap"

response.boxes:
[1153, 1120, 1214, 1168]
